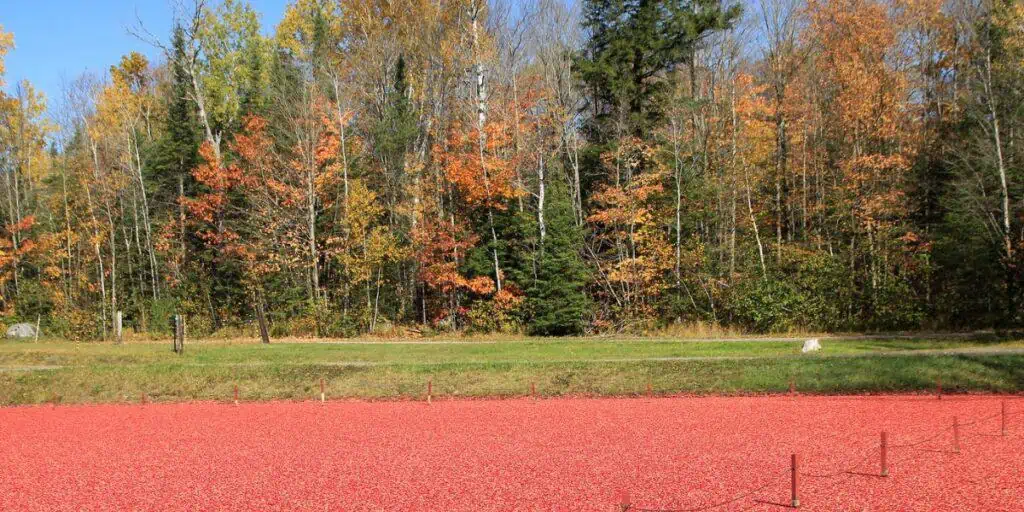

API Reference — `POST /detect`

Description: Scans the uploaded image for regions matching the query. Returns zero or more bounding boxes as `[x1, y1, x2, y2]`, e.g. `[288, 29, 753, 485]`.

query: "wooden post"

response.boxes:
[789, 377, 796, 396]
[953, 416, 960, 453]
[936, 377, 942, 400]
[173, 314, 185, 354]
[234, 384, 239, 406]
[172, 315, 180, 354]
[1002, 401, 1007, 437]
[615, 489, 630, 512]
[115, 311, 123, 344]
[320, 378, 325, 403]
[791, 454, 799, 508]
[256, 299, 270, 344]
[427, 379, 432, 404]
[880, 431, 888, 477]
[531, 381, 536, 400]
[646, 381, 653, 399]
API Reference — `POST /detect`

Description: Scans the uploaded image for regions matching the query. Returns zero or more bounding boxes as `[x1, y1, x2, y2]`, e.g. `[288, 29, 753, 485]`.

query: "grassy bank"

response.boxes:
[0, 337, 1021, 405]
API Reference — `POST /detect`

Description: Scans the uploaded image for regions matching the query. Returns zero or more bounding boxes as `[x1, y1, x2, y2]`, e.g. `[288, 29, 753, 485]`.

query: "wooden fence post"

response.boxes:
[1002, 401, 1007, 437]
[256, 300, 270, 344]
[115, 311, 123, 344]
[880, 431, 888, 477]
[172, 314, 185, 354]
[953, 416, 960, 453]
[791, 454, 800, 508]
[172, 315, 179, 354]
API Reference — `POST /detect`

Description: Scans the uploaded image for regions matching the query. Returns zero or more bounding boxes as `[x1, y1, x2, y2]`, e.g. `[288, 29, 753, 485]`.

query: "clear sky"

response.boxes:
[1, 1, 286, 109]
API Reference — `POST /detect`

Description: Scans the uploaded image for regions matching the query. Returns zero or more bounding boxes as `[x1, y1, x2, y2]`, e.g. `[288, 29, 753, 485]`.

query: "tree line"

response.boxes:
[0, 0, 1021, 339]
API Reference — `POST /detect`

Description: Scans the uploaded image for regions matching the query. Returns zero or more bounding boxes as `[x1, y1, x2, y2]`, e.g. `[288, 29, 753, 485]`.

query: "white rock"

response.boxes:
[5, 322, 37, 339]
[801, 338, 821, 353]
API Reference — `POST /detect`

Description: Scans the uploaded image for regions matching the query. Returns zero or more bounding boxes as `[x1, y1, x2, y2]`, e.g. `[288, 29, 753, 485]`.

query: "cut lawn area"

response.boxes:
[0, 335, 1021, 405]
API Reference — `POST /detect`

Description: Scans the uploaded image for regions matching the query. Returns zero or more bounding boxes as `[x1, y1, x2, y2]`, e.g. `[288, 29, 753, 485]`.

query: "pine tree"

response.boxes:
[527, 180, 591, 335]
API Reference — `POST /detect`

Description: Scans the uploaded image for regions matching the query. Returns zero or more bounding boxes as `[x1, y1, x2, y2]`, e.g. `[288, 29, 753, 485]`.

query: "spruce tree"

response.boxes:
[574, 0, 741, 140]
[147, 25, 199, 206]
[372, 55, 417, 182]
[527, 180, 591, 336]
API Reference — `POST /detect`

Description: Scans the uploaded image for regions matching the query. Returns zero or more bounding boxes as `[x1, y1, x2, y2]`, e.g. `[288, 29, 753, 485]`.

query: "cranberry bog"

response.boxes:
[1, 395, 1021, 510]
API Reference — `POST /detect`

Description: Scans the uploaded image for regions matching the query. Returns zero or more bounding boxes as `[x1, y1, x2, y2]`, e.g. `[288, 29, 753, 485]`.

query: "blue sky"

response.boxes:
[1, 1, 286, 108]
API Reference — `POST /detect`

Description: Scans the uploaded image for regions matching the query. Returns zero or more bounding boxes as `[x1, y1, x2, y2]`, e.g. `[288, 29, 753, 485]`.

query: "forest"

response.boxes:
[0, 0, 1021, 340]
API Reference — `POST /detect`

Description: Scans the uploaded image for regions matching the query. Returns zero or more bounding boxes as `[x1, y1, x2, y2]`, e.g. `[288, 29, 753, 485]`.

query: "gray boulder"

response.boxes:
[5, 322, 37, 339]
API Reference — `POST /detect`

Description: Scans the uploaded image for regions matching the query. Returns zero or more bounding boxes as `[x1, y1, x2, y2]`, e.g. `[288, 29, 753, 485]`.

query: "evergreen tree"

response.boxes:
[526, 180, 591, 336]
[147, 25, 199, 206]
[574, 0, 741, 141]
[372, 56, 417, 183]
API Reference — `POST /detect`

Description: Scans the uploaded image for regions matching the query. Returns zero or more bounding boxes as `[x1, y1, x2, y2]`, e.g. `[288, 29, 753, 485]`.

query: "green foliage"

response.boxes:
[574, 0, 741, 139]
[371, 55, 417, 182]
[465, 298, 523, 334]
[12, 280, 52, 323]
[726, 277, 803, 333]
[197, 0, 270, 134]
[147, 25, 199, 205]
[48, 308, 101, 342]
[526, 181, 592, 336]
[869, 277, 926, 331]
[149, 297, 178, 336]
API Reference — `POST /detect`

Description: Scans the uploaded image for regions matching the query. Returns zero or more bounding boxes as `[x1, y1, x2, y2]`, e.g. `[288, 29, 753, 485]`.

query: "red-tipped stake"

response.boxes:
[615, 489, 631, 512]
[320, 378, 325, 403]
[880, 431, 889, 477]
[953, 416, 960, 453]
[1002, 401, 1007, 437]
[791, 454, 800, 508]
[646, 382, 653, 399]
[531, 381, 536, 401]
[427, 379, 432, 405]
[234, 385, 239, 406]
[141, 393, 147, 405]
[937, 378, 942, 400]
